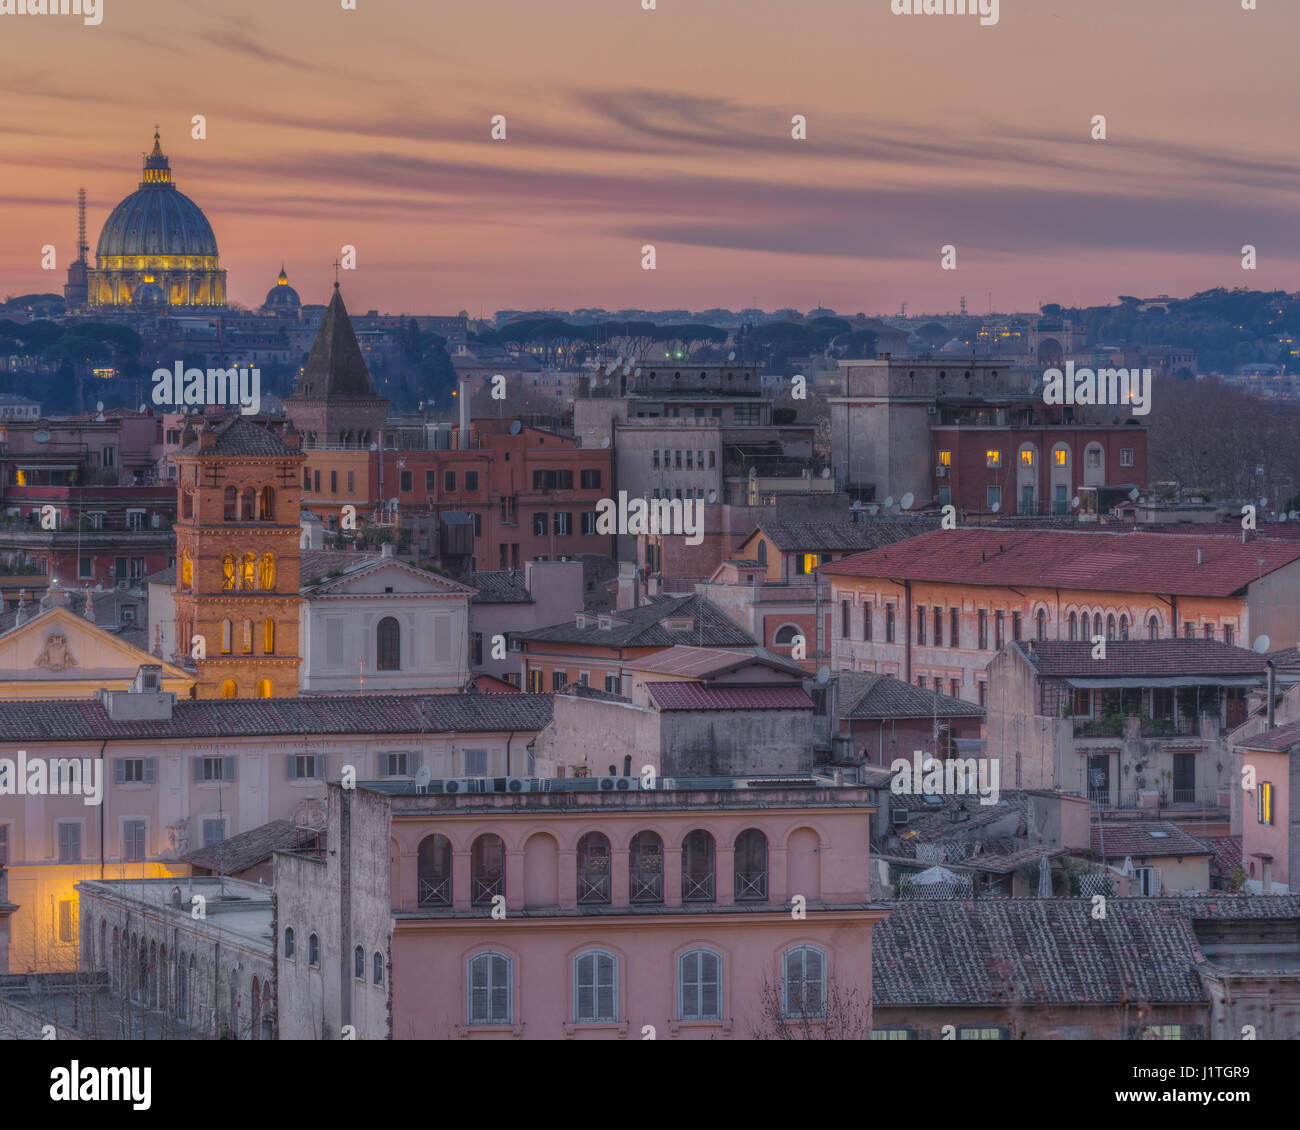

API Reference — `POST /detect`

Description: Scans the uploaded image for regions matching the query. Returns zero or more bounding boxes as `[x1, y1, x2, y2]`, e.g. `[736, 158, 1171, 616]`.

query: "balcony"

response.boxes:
[418, 877, 451, 907]
[1087, 786, 1229, 812]
[1073, 713, 1205, 739]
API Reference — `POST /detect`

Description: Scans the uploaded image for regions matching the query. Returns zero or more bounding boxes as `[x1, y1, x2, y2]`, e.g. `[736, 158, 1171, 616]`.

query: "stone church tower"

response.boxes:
[172, 415, 306, 698]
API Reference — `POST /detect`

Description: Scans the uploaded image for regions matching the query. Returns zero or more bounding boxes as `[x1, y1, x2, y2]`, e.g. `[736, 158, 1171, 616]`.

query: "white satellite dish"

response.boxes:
[991, 502, 1001, 513]
[815, 665, 830, 685]
[388, 497, 399, 510]
[600, 436, 610, 449]
[890, 503, 901, 516]
[883, 496, 895, 508]
[850, 499, 863, 510]
[1129, 488, 1140, 501]
[139, 404, 146, 413]
[820, 467, 831, 479]
[867, 504, 880, 516]
[727, 351, 736, 361]
[1253, 634, 1272, 654]
[509, 420, 523, 435]
[634, 367, 641, 376]
[707, 490, 718, 503]
[623, 365, 632, 376]
[369, 443, 378, 451]
[1259, 496, 1268, 508]
[96, 401, 104, 412]
[900, 492, 915, 510]
[1071, 496, 1080, 508]
[1291, 510, 1300, 520]
[414, 765, 432, 792]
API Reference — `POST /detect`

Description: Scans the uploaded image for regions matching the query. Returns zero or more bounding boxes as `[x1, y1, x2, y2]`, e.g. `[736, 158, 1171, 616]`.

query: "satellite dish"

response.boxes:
[991, 502, 1001, 513]
[388, 497, 399, 510]
[1071, 496, 1080, 508]
[1129, 488, 1140, 501]
[96, 401, 104, 412]
[850, 500, 863, 510]
[1291, 510, 1299, 520]
[883, 496, 895, 508]
[369, 443, 378, 452]
[600, 436, 610, 448]
[414, 765, 432, 792]
[820, 467, 831, 479]
[867, 504, 880, 516]
[139, 404, 146, 413]
[634, 367, 641, 376]
[900, 492, 915, 510]
[1252, 634, 1272, 654]
[509, 420, 522, 435]
[890, 503, 901, 516]
[623, 365, 632, 376]
[815, 665, 830, 685]
[727, 351, 736, 361]
[1259, 496, 1268, 508]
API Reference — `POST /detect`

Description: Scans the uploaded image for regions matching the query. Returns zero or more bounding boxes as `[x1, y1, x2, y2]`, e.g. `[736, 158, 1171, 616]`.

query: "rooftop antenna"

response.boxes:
[76, 187, 88, 263]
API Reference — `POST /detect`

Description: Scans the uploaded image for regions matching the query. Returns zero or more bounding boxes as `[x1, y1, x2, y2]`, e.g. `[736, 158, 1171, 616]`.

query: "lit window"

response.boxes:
[986, 450, 1001, 468]
[1053, 449, 1068, 467]
[1019, 450, 1033, 467]
[1259, 782, 1273, 825]
[938, 450, 952, 467]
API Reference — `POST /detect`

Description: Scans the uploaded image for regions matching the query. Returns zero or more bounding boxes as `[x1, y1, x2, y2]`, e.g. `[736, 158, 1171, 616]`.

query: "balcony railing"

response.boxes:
[735, 870, 768, 901]
[630, 872, 663, 903]
[471, 874, 503, 906]
[577, 870, 611, 905]
[1074, 714, 1204, 738]
[1088, 786, 1227, 811]
[417, 877, 451, 907]
[683, 871, 715, 902]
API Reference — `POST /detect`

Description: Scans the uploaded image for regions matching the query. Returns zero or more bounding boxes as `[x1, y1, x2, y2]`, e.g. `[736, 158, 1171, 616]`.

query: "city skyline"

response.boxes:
[2, 0, 1298, 315]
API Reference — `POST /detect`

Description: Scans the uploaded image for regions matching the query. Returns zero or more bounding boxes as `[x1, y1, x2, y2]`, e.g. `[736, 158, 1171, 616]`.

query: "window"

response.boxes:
[465, 471, 479, 492]
[978, 610, 988, 649]
[58, 900, 73, 943]
[986, 450, 1001, 468]
[577, 832, 612, 904]
[946, 607, 956, 647]
[580, 469, 601, 490]
[931, 606, 942, 647]
[202, 819, 226, 847]
[629, 831, 663, 903]
[959, 1027, 1006, 1040]
[347, 471, 355, 494]
[841, 600, 850, 638]
[916, 606, 926, 645]
[287, 755, 321, 780]
[418, 834, 453, 906]
[0, 824, 7, 865]
[532, 469, 574, 490]
[682, 830, 715, 902]
[734, 829, 768, 901]
[471, 834, 505, 904]
[678, 948, 722, 1021]
[256, 679, 272, 699]
[1053, 447, 1068, 467]
[938, 450, 951, 467]
[374, 951, 384, 985]
[1068, 611, 1078, 641]
[284, 928, 295, 960]
[445, 471, 456, 493]
[1224, 625, 1234, 645]
[604, 674, 619, 694]
[1120, 448, 1134, 467]
[263, 618, 276, 655]
[528, 669, 543, 692]
[1147, 614, 1160, 640]
[224, 486, 237, 521]
[1204, 624, 1214, 641]
[987, 485, 1001, 510]
[309, 933, 320, 968]
[552, 669, 568, 691]
[114, 757, 156, 784]
[951, 679, 961, 698]
[652, 451, 660, 469]
[355, 944, 365, 981]
[468, 951, 512, 1024]
[195, 756, 235, 782]
[1086, 447, 1102, 468]
[379, 752, 415, 777]
[473, 512, 483, 536]
[783, 945, 826, 1018]
[533, 512, 548, 536]
[1184, 621, 1194, 640]
[464, 748, 488, 776]
[123, 820, 146, 862]
[574, 950, 617, 1023]
[553, 512, 572, 536]
[581, 511, 599, 535]
[314, 469, 321, 494]
[58, 822, 81, 863]
[242, 618, 253, 654]
[220, 679, 237, 699]
[885, 604, 895, 643]
[258, 553, 275, 590]
[377, 616, 400, 670]
[1012, 611, 1021, 642]
[978, 681, 987, 707]
[222, 554, 236, 591]
[871, 1028, 915, 1040]
[708, 451, 716, 467]
[425, 469, 437, 492]
[773, 624, 800, 646]
[863, 602, 872, 641]
[80, 556, 94, 580]
[994, 612, 1004, 648]
[1259, 782, 1274, 825]
[1019, 449, 1033, 467]
[330, 470, 338, 494]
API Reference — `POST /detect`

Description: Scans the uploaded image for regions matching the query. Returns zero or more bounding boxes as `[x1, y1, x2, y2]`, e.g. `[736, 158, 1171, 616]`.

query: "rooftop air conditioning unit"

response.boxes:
[891, 808, 910, 826]
[926, 405, 937, 415]
[936, 465, 947, 478]
[442, 778, 486, 795]
[495, 777, 531, 793]
[598, 776, 637, 791]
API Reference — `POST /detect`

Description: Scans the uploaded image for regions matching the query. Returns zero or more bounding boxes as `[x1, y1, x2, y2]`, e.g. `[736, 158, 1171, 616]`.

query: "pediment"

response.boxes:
[0, 606, 189, 681]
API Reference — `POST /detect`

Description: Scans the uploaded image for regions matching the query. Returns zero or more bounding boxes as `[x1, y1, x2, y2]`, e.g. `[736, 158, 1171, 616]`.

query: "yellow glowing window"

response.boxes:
[938, 451, 952, 467]
[220, 680, 237, 699]
[15, 469, 26, 486]
[256, 679, 273, 699]
[222, 554, 236, 591]
[986, 450, 1002, 468]
[181, 552, 193, 589]
[1019, 450, 1033, 467]
[802, 553, 824, 574]
[242, 619, 253, 654]
[259, 553, 276, 591]
[1054, 449, 1068, 467]
[264, 618, 275, 655]
[1259, 782, 1273, 825]
[241, 552, 256, 590]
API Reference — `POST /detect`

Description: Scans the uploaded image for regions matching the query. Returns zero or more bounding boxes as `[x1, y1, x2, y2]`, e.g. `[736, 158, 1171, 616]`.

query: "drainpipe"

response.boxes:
[505, 731, 516, 777]
[98, 738, 108, 879]
[1266, 660, 1276, 731]
[903, 579, 912, 683]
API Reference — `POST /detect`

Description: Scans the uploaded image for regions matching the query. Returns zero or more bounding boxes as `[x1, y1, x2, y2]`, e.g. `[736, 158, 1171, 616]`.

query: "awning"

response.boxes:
[1064, 676, 1262, 689]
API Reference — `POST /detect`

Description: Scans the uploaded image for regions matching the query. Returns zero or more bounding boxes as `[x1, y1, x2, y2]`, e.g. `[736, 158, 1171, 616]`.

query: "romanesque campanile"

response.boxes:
[172, 416, 306, 698]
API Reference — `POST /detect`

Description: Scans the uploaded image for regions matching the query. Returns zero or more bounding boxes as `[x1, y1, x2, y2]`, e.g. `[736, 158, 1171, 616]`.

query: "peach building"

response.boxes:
[274, 777, 886, 1039]
[1235, 720, 1300, 893]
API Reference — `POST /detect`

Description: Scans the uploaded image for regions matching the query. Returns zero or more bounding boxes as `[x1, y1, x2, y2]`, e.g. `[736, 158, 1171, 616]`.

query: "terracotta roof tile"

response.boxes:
[1090, 821, 1212, 858]
[646, 683, 813, 711]
[1022, 640, 1268, 678]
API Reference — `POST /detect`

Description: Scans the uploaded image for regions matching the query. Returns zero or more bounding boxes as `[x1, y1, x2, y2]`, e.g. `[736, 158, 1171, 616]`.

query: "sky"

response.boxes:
[1, 0, 1298, 318]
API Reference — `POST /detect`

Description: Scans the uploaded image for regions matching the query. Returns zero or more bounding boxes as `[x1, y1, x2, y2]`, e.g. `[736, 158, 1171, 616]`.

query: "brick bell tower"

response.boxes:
[172, 414, 306, 698]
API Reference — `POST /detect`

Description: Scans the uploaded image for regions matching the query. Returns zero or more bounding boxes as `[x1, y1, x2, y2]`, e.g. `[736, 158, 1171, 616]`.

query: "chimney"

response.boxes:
[1196, 547, 1203, 566]
[283, 423, 301, 450]
[198, 424, 217, 450]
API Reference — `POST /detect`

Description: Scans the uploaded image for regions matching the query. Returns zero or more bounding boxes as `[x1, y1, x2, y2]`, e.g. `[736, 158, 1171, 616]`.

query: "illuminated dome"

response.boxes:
[87, 131, 226, 310]
[261, 265, 302, 316]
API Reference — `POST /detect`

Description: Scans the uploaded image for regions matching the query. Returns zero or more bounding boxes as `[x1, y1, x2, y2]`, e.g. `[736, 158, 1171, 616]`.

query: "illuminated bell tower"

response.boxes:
[172, 415, 306, 698]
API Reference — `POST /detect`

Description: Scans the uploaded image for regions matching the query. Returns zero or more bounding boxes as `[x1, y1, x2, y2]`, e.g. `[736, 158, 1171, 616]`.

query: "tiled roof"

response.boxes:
[176, 415, 301, 458]
[146, 566, 176, 586]
[519, 594, 754, 648]
[646, 682, 814, 711]
[872, 899, 1213, 1006]
[1090, 821, 1212, 859]
[837, 672, 984, 719]
[0, 692, 553, 742]
[289, 284, 387, 402]
[1235, 718, 1300, 752]
[819, 529, 1300, 597]
[471, 570, 533, 604]
[181, 819, 298, 873]
[1022, 640, 1268, 679]
[629, 645, 805, 679]
[300, 549, 381, 583]
[1204, 836, 1243, 879]
[755, 519, 936, 553]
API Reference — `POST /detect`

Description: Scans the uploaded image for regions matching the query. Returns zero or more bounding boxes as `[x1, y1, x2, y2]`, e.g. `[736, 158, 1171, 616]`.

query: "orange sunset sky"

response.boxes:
[1, 0, 1298, 317]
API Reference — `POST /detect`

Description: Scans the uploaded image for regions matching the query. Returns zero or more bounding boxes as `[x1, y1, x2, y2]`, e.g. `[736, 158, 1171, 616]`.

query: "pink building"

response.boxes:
[274, 778, 886, 1039]
[1235, 720, 1300, 893]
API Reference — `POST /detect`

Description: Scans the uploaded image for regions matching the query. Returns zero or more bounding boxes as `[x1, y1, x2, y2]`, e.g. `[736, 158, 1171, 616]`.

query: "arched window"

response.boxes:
[577, 832, 611, 904]
[181, 491, 193, 520]
[283, 927, 295, 960]
[303, 468, 311, 490]
[1093, 613, 1102, 640]
[256, 679, 272, 699]
[354, 944, 365, 980]
[1068, 612, 1077, 641]
[241, 487, 255, 521]
[220, 619, 232, 654]
[467, 951, 512, 1025]
[259, 486, 275, 521]
[373, 951, 384, 986]
[471, 834, 505, 905]
[782, 945, 827, 1018]
[573, 950, 618, 1023]
[264, 619, 275, 654]
[1148, 614, 1160, 641]
[223, 486, 237, 521]
[220, 680, 237, 699]
[734, 828, 768, 901]
[241, 552, 256, 590]
[773, 624, 800, 646]
[258, 553, 275, 590]
[1120, 614, 1129, 641]
[242, 619, 253, 654]
[757, 541, 767, 565]
[1036, 608, 1047, 641]
[681, 830, 716, 902]
[308, 933, 320, 967]
[222, 554, 236, 591]
[629, 831, 664, 903]
[1106, 614, 1116, 641]
[678, 948, 722, 1020]
[417, 834, 452, 906]
[377, 616, 400, 670]
[181, 551, 193, 590]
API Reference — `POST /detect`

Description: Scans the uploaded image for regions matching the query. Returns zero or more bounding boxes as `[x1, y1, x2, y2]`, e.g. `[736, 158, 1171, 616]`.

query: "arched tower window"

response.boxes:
[223, 486, 237, 522]
[260, 486, 275, 521]
[240, 487, 255, 521]
[222, 554, 236, 591]
[241, 552, 256, 590]
[220, 680, 237, 699]
[264, 619, 275, 655]
[377, 616, 400, 670]
[258, 553, 275, 591]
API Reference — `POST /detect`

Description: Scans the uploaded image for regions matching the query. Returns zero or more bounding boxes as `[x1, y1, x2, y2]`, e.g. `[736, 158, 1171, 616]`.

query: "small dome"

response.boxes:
[262, 264, 301, 314]
[939, 338, 968, 354]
